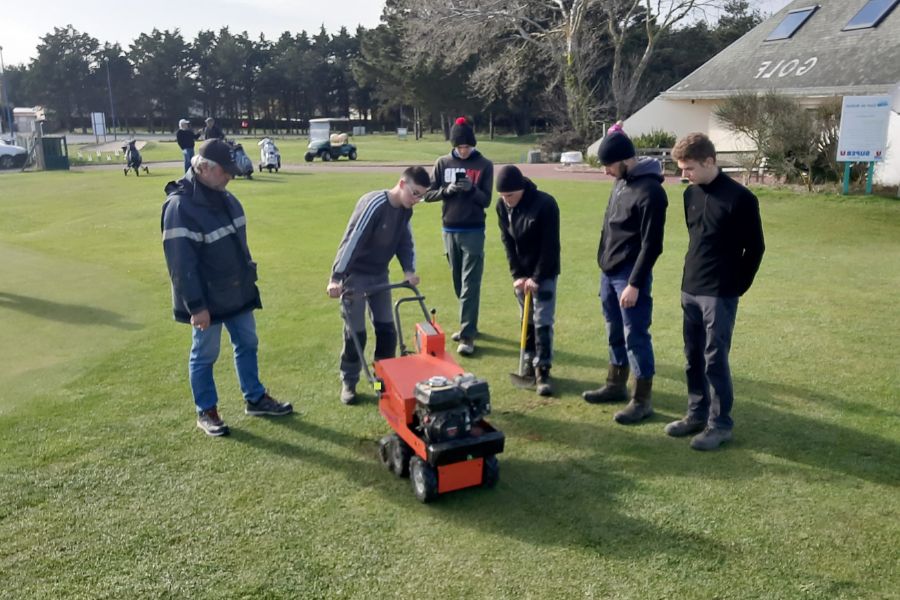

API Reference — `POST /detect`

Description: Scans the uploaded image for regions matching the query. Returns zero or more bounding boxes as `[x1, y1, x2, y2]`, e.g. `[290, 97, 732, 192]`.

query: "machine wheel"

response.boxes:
[409, 457, 438, 503]
[123, 167, 128, 176]
[0, 155, 13, 169]
[482, 455, 500, 488]
[258, 164, 263, 172]
[304, 153, 314, 162]
[135, 168, 140, 177]
[378, 435, 394, 471]
[388, 435, 411, 478]
[348, 150, 357, 161]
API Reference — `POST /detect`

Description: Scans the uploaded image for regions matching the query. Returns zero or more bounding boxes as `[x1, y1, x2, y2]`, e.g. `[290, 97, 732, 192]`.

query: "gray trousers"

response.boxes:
[442, 230, 485, 340]
[340, 272, 396, 385]
[514, 277, 557, 368]
[682, 292, 739, 430]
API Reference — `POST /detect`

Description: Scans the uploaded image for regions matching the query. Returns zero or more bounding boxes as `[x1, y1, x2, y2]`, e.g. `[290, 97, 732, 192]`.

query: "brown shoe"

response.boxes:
[614, 378, 653, 424]
[583, 364, 629, 404]
[665, 416, 706, 438]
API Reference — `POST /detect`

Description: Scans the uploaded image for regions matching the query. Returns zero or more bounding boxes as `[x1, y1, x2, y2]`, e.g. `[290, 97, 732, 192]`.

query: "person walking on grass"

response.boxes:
[162, 139, 293, 437]
[327, 166, 431, 405]
[176, 119, 201, 173]
[668, 132, 765, 450]
[422, 117, 494, 356]
[582, 131, 668, 425]
[495, 166, 561, 396]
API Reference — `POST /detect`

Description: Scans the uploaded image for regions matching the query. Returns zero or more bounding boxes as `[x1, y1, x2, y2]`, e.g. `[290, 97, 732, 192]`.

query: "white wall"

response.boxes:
[874, 111, 900, 186]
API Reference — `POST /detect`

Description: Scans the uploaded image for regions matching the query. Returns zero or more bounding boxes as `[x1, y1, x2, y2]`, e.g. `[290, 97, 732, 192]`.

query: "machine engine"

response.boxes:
[413, 374, 492, 443]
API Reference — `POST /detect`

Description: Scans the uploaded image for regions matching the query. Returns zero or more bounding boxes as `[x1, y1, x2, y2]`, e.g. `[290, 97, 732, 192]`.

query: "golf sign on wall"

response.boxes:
[837, 95, 891, 195]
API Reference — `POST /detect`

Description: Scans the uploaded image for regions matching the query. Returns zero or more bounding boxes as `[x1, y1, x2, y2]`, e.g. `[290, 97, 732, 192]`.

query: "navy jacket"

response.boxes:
[161, 169, 261, 324]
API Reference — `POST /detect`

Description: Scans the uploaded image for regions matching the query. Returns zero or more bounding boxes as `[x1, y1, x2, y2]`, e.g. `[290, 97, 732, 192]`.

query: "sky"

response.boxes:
[0, 0, 386, 66]
[0, 0, 795, 67]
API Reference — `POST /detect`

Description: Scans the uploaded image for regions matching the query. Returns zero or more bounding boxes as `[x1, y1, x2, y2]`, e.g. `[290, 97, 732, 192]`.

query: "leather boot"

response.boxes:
[614, 378, 654, 424]
[582, 364, 629, 404]
[536, 367, 553, 397]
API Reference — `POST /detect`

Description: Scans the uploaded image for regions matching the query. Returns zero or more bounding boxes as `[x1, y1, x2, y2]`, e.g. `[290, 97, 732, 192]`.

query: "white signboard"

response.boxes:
[91, 112, 107, 137]
[836, 96, 891, 162]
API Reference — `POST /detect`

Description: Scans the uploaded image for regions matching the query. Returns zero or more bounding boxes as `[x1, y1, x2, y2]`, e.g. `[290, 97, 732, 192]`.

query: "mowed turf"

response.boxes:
[0, 166, 898, 599]
[72, 132, 543, 166]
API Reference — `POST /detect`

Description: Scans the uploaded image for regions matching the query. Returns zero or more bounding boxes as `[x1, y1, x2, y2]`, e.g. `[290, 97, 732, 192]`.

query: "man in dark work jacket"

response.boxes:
[668, 132, 765, 451]
[582, 131, 668, 425]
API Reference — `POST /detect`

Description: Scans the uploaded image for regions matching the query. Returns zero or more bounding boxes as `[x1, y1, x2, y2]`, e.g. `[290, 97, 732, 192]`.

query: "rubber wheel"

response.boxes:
[321, 152, 332, 162]
[482, 455, 500, 488]
[410, 456, 438, 503]
[0, 155, 13, 169]
[304, 153, 314, 162]
[348, 150, 357, 161]
[135, 169, 140, 177]
[123, 168, 128, 176]
[378, 436, 393, 471]
[258, 164, 263, 172]
[389, 435, 411, 478]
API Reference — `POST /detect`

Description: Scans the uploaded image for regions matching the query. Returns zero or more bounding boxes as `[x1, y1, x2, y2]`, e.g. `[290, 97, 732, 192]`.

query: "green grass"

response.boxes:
[0, 167, 898, 599]
[69, 132, 543, 166]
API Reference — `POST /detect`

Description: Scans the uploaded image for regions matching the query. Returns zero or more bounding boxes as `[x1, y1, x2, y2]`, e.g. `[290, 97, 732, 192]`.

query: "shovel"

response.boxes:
[509, 289, 536, 389]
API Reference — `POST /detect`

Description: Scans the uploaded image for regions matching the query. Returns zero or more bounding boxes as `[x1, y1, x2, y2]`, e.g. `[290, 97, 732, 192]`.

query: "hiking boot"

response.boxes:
[690, 427, 733, 451]
[340, 382, 357, 405]
[614, 378, 653, 425]
[536, 367, 553, 397]
[665, 416, 706, 438]
[523, 362, 536, 379]
[197, 408, 230, 437]
[245, 392, 293, 416]
[582, 364, 629, 404]
[457, 338, 475, 356]
[451, 331, 461, 342]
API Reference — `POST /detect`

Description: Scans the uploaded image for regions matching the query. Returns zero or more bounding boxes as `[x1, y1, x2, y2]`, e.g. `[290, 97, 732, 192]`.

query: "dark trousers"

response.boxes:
[682, 292, 739, 430]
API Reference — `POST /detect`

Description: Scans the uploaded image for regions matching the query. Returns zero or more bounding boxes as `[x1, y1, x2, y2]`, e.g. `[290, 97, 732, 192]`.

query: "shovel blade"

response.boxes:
[509, 372, 536, 389]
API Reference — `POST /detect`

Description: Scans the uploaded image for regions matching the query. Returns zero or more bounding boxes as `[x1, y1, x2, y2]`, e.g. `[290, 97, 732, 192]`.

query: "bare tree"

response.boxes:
[401, 0, 724, 138]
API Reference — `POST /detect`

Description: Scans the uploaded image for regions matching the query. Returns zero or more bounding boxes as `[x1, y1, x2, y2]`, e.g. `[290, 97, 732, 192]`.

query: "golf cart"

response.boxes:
[304, 118, 357, 162]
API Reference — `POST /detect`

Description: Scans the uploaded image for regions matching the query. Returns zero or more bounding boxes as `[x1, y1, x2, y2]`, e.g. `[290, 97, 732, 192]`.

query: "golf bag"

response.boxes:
[122, 140, 149, 176]
[230, 142, 254, 179]
[258, 138, 281, 172]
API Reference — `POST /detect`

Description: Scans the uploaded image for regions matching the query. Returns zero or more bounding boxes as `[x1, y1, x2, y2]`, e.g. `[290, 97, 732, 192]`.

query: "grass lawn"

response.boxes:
[0, 166, 898, 599]
[70, 132, 543, 167]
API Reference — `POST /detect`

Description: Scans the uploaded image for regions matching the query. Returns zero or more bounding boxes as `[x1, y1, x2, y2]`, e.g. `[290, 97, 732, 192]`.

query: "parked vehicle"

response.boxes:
[304, 118, 357, 162]
[0, 139, 28, 170]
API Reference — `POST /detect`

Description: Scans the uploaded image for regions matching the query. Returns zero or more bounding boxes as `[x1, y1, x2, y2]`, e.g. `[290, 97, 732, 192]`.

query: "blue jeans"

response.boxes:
[599, 266, 655, 379]
[682, 292, 739, 430]
[189, 310, 266, 412]
[182, 148, 194, 173]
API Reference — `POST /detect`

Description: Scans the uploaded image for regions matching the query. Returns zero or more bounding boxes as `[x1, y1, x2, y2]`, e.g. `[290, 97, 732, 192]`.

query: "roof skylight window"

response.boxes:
[765, 6, 819, 41]
[842, 0, 899, 31]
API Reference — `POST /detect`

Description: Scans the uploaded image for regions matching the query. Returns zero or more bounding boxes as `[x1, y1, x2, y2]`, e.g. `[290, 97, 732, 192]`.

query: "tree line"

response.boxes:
[1, 1, 762, 146]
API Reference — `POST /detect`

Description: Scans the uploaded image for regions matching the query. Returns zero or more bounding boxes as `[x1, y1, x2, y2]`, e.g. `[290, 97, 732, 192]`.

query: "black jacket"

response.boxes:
[682, 170, 765, 297]
[203, 124, 225, 140]
[422, 150, 494, 229]
[176, 129, 200, 150]
[496, 179, 561, 281]
[161, 169, 261, 324]
[597, 158, 668, 288]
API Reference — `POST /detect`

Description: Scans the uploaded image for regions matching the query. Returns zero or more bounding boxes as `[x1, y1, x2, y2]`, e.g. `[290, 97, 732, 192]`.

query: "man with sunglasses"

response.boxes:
[327, 166, 431, 405]
[162, 139, 292, 437]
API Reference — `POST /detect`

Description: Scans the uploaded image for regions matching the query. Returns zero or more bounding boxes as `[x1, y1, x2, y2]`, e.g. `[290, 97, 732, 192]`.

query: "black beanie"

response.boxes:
[598, 132, 635, 165]
[496, 165, 526, 192]
[450, 117, 476, 147]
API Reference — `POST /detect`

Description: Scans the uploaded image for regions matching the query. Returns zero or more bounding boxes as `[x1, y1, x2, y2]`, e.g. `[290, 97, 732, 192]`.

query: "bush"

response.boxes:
[631, 129, 676, 149]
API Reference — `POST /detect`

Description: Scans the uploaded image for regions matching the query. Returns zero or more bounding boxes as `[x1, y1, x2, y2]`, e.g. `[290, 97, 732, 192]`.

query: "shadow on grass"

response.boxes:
[0, 292, 142, 330]
[236, 413, 726, 559]
[575, 363, 900, 488]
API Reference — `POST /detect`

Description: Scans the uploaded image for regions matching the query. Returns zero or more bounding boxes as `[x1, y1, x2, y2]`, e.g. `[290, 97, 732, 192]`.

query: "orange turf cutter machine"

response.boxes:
[342, 282, 505, 503]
